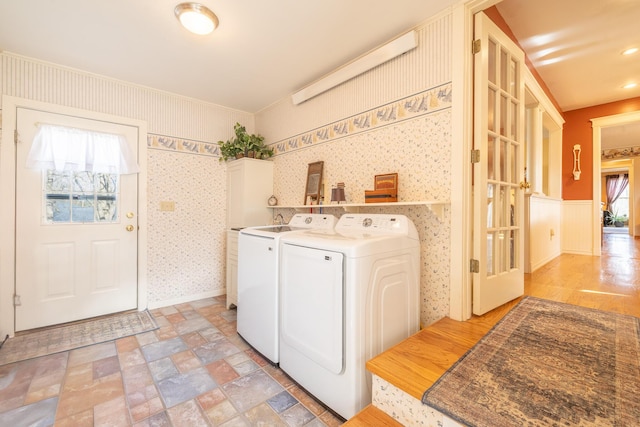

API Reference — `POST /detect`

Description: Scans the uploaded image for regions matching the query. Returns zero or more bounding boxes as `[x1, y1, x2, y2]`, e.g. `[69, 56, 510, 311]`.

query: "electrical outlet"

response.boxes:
[160, 201, 175, 212]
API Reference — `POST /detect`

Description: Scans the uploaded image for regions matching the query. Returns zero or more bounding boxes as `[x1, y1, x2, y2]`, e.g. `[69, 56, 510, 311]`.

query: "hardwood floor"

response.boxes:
[365, 232, 640, 403]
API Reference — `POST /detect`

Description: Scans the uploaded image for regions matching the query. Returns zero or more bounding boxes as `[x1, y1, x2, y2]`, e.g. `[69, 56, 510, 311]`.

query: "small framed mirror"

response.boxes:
[304, 161, 324, 205]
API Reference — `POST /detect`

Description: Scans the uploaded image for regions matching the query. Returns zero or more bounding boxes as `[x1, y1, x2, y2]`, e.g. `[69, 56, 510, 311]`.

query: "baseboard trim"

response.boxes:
[147, 290, 225, 310]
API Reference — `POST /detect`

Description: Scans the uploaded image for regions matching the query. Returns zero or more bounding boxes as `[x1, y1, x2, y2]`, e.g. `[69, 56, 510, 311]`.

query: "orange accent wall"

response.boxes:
[562, 97, 640, 200]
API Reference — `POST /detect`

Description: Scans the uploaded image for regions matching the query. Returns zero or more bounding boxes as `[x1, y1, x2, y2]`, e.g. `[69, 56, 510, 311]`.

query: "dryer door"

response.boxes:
[281, 244, 344, 374]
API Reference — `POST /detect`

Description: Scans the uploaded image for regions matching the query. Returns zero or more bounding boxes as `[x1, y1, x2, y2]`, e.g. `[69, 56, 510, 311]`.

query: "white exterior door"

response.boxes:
[472, 12, 525, 315]
[14, 108, 139, 331]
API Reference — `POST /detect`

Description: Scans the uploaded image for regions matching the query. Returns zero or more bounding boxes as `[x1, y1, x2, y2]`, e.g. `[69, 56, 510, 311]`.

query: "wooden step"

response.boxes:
[366, 300, 516, 400]
[344, 405, 403, 426]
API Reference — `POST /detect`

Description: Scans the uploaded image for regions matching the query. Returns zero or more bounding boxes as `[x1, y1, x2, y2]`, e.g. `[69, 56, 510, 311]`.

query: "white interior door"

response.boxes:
[15, 108, 139, 331]
[472, 12, 525, 315]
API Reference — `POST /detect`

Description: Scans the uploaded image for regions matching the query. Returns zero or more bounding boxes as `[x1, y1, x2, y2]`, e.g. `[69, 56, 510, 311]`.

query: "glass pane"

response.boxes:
[97, 174, 117, 193]
[72, 197, 95, 223]
[500, 139, 508, 182]
[511, 143, 518, 184]
[486, 233, 494, 276]
[510, 57, 519, 97]
[73, 171, 94, 193]
[510, 229, 518, 269]
[500, 185, 509, 228]
[45, 170, 71, 192]
[46, 198, 70, 222]
[498, 231, 506, 273]
[488, 88, 496, 132]
[500, 48, 508, 91]
[488, 39, 496, 85]
[500, 94, 507, 136]
[96, 197, 117, 222]
[510, 187, 517, 226]
[487, 184, 495, 228]
[510, 100, 518, 140]
[488, 137, 495, 180]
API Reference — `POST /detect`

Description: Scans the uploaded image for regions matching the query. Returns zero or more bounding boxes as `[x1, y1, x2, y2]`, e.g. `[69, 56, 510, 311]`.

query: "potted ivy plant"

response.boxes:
[217, 122, 273, 162]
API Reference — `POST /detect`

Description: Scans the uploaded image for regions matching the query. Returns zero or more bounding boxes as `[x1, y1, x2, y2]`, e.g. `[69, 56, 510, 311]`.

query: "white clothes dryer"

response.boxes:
[237, 213, 336, 364]
[278, 214, 420, 419]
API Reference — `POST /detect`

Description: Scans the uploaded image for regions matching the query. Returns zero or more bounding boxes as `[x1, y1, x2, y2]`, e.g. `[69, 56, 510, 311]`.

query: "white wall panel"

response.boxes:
[562, 200, 594, 255]
[256, 11, 453, 144]
[1, 53, 253, 141]
[526, 195, 562, 272]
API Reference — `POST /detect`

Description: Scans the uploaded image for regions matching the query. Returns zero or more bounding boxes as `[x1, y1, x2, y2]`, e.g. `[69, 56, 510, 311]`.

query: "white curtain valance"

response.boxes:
[26, 124, 140, 174]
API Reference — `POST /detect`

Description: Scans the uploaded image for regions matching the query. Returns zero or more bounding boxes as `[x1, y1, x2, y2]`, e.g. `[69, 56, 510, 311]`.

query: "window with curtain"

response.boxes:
[26, 124, 139, 224]
[605, 173, 629, 220]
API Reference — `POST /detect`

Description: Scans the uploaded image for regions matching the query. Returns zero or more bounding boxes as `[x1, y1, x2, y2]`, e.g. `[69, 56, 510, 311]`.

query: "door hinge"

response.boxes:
[471, 149, 481, 163]
[13, 294, 22, 306]
[472, 39, 481, 54]
[470, 259, 480, 273]
[14, 129, 19, 144]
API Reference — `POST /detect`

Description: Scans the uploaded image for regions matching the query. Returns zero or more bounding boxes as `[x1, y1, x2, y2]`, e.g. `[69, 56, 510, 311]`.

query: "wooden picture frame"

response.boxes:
[304, 161, 324, 205]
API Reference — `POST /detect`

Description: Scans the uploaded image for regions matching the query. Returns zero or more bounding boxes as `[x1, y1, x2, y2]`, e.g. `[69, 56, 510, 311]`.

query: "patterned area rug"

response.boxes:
[422, 297, 640, 426]
[0, 310, 158, 366]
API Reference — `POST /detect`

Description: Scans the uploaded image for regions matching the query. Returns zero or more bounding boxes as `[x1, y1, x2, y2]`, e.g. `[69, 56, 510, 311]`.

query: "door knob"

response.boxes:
[126, 225, 134, 232]
[519, 181, 530, 190]
[126, 212, 134, 218]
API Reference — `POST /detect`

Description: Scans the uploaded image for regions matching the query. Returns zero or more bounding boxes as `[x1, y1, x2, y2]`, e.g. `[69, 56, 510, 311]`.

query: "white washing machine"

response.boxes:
[278, 213, 420, 420]
[237, 213, 336, 364]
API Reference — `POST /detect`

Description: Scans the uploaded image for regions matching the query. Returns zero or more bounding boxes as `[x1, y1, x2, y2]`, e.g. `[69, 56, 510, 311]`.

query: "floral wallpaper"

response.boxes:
[270, 83, 452, 327]
[146, 141, 227, 305]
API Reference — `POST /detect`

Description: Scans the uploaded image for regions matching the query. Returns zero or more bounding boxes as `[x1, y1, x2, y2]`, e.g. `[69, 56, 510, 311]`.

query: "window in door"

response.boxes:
[44, 170, 119, 223]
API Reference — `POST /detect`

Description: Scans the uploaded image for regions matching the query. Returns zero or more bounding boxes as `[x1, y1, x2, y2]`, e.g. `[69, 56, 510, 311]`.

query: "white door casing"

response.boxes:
[0, 96, 148, 337]
[472, 12, 525, 315]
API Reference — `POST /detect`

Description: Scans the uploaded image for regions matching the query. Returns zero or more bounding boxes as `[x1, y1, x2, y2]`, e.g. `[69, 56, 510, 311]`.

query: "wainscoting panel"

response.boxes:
[561, 200, 594, 255]
[526, 195, 562, 272]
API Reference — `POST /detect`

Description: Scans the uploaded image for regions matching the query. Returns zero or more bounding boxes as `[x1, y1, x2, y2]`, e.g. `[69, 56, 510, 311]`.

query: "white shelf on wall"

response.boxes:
[268, 200, 449, 221]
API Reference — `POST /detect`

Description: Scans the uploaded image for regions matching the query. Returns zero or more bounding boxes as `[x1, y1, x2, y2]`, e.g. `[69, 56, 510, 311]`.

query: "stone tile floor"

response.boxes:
[0, 296, 344, 426]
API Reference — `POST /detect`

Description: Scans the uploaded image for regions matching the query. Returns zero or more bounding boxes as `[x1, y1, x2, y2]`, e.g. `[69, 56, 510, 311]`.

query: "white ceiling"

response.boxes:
[0, 0, 459, 113]
[496, 0, 640, 113]
[0, 0, 638, 142]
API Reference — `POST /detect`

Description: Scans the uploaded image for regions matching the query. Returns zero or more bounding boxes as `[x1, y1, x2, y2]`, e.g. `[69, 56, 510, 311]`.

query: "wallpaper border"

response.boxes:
[271, 82, 451, 156]
[602, 146, 640, 160]
[145, 82, 452, 159]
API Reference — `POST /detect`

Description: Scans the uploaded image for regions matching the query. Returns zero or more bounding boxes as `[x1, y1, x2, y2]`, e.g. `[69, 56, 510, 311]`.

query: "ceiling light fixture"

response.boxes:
[622, 47, 638, 56]
[174, 3, 219, 35]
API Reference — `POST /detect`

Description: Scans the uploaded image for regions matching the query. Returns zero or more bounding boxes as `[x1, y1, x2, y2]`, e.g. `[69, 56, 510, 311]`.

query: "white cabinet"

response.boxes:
[227, 158, 274, 228]
[226, 158, 273, 308]
[226, 229, 239, 308]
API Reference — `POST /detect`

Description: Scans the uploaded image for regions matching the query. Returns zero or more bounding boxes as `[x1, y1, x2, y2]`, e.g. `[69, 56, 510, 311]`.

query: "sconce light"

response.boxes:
[572, 144, 581, 180]
[331, 182, 346, 204]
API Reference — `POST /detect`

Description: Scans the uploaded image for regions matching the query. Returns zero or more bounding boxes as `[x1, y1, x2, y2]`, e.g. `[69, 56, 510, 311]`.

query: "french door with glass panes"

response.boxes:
[15, 108, 139, 331]
[472, 12, 525, 315]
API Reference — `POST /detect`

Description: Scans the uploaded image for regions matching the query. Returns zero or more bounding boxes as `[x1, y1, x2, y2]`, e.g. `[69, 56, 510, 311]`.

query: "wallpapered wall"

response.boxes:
[1, 6, 455, 324]
[0, 52, 252, 309]
[265, 85, 453, 326]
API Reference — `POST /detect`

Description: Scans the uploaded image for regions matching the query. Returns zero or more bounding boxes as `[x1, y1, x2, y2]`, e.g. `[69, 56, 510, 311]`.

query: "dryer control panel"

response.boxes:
[336, 214, 415, 236]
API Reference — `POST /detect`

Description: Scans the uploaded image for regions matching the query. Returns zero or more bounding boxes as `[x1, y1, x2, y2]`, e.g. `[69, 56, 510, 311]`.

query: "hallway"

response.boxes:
[525, 232, 640, 316]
